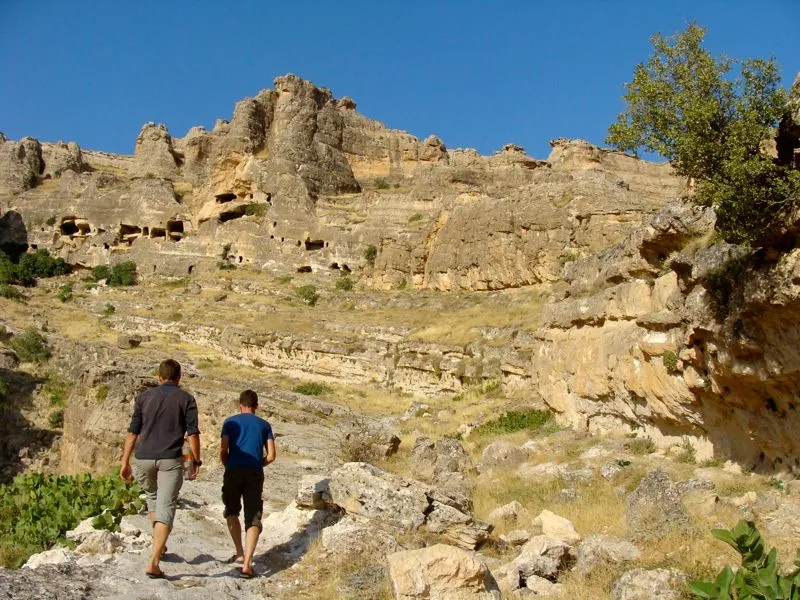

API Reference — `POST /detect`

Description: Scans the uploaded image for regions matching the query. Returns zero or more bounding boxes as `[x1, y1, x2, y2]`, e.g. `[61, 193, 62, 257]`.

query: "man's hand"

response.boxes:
[120, 462, 132, 483]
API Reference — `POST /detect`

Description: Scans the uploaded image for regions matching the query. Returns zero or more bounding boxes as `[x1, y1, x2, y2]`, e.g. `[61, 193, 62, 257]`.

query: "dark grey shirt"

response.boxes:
[128, 382, 200, 460]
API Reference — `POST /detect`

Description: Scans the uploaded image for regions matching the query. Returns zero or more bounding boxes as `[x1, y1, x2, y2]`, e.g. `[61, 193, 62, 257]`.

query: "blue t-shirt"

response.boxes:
[221, 413, 274, 472]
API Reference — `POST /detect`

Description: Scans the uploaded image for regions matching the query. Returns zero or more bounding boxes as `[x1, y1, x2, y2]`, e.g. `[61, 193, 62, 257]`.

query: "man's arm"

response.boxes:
[220, 434, 230, 465]
[263, 438, 276, 466]
[120, 432, 137, 483]
[188, 433, 201, 463]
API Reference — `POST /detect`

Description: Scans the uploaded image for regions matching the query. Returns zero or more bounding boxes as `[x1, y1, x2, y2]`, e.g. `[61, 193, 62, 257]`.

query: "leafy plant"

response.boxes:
[293, 382, 330, 396]
[57, 282, 74, 303]
[91, 261, 137, 286]
[295, 285, 319, 306]
[374, 178, 390, 190]
[48, 409, 64, 428]
[662, 350, 679, 372]
[676, 437, 697, 464]
[95, 385, 109, 402]
[0, 249, 70, 287]
[607, 23, 800, 247]
[9, 328, 50, 363]
[43, 375, 69, 407]
[244, 203, 267, 218]
[364, 244, 378, 266]
[473, 409, 554, 436]
[0, 472, 144, 567]
[335, 276, 354, 291]
[0, 284, 24, 301]
[101, 303, 116, 316]
[217, 260, 236, 271]
[690, 520, 800, 599]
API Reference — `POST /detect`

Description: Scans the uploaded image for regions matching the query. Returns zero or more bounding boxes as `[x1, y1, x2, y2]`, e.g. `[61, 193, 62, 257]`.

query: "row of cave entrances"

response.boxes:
[59, 217, 186, 245]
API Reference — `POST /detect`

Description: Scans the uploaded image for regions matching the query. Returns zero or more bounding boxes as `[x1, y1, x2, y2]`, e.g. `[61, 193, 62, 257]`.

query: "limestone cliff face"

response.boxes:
[0, 75, 682, 287]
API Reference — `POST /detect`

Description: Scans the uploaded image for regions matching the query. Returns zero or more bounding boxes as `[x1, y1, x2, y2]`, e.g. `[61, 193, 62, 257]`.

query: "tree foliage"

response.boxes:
[607, 23, 800, 246]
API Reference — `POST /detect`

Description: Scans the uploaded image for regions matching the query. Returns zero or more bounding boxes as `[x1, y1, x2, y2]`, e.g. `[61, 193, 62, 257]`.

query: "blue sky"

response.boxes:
[1, 1, 798, 159]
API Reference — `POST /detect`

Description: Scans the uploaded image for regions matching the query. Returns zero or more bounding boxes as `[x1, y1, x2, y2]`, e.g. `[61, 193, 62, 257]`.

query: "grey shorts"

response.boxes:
[133, 457, 184, 528]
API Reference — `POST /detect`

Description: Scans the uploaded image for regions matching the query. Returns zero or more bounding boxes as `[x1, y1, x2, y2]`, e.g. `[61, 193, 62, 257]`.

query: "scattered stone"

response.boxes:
[601, 462, 624, 480]
[532, 510, 580, 545]
[480, 440, 525, 472]
[321, 516, 401, 557]
[0, 347, 19, 369]
[576, 534, 641, 576]
[23, 548, 75, 569]
[75, 530, 124, 555]
[785, 480, 800, 497]
[65, 517, 97, 543]
[488, 501, 531, 526]
[518, 462, 566, 479]
[116, 334, 142, 349]
[626, 469, 689, 540]
[556, 488, 577, 503]
[611, 568, 688, 600]
[505, 535, 574, 585]
[213, 292, 228, 302]
[500, 530, 532, 547]
[296, 474, 333, 509]
[675, 478, 715, 495]
[387, 544, 500, 600]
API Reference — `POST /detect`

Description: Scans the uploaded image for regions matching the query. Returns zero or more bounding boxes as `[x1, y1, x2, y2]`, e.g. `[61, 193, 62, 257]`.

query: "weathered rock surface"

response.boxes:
[502, 535, 574, 589]
[327, 461, 491, 549]
[387, 544, 500, 600]
[611, 568, 688, 600]
[626, 469, 690, 540]
[575, 534, 641, 576]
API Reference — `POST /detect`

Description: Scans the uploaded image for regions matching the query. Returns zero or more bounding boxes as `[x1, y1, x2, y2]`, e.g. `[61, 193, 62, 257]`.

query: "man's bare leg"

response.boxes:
[242, 526, 260, 575]
[226, 516, 245, 562]
[147, 522, 170, 575]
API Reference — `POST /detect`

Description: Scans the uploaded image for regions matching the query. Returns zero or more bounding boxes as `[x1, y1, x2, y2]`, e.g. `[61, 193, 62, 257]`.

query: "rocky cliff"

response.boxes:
[4, 73, 800, 475]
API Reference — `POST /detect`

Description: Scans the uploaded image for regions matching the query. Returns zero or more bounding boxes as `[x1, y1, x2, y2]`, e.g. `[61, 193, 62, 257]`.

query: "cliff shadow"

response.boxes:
[0, 210, 29, 260]
[0, 366, 54, 483]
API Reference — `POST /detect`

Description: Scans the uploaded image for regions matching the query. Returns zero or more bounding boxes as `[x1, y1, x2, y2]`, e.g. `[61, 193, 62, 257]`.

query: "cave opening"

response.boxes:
[305, 239, 325, 251]
[215, 192, 237, 203]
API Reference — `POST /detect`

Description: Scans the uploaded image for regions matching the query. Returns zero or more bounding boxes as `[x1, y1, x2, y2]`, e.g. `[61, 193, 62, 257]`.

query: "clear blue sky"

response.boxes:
[1, 1, 798, 159]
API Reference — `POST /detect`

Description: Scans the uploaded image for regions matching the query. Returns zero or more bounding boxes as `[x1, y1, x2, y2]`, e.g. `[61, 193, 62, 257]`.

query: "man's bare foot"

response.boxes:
[225, 554, 244, 564]
[145, 568, 166, 579]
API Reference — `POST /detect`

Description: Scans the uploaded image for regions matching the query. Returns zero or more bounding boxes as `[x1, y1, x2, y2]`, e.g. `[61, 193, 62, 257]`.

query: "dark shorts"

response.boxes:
[222, 467, 264, 530]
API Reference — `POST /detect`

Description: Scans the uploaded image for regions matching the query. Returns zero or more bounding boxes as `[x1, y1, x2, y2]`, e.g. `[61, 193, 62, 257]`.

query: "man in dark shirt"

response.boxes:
[220, 389, 276, 578]
[120, 359, 201, 579]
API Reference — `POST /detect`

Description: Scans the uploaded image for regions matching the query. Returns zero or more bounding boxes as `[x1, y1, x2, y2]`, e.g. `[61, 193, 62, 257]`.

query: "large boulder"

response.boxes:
[626, 470, 690, 540]
[132, 123, 179, 179]
[412, 436, 475, 499]
[41, 141, 84, 178]
[0, 136, 42, 195]
[532, 509, 581, 545]
[611, 568, 688, 600]
[503, 535, 574, 587]
[387, 544, 500, 600]
[479, 440, 525, 472]
[327, 462, 491, 550]
[575, 534, 641, 576]
[320, 516, 401, 557]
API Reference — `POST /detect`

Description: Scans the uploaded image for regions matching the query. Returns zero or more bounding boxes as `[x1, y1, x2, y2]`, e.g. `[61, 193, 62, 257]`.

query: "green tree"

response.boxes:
[607, 23, 800, 246]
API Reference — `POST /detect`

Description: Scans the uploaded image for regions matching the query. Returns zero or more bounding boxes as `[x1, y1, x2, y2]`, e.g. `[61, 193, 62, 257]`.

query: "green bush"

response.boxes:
[43, 375, 69, 407]
[293, 382, 330, 396]
[95, 385, 109, 402]
[296, 285, 319, 306]
[0, 472, 143, 567]
[48, 409, 63, 428]
[473, 409, 554, 436]
[57, 282, 73, 303]
[374, 178, 390, 190]
[217, 260, 236, 271]
[690, 520, 800, 598]
[91, 261, 137, 286]
[244, 203, 267, 218]
[9, 329, 50, 363]
[607, 23, 800, 247]
[364, 245, 378, 266]
[662, 350, 679, 372]
[101, 303, 116, 316]
[0, 249, 70, 287]
[335, 276, 354, 291]
[676, 437, 697, 464]
[0, 284, 24, 301]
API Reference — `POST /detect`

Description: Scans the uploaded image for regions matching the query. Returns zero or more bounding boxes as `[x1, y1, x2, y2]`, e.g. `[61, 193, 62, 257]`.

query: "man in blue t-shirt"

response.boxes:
[220, 389, 276, 578]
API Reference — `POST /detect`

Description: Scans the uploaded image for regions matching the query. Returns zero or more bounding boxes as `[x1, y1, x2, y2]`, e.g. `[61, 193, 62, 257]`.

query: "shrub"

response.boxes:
[0, 472, 143, 567]
[0, 249, 70, 287]
[95, 385, 109, 402]
[662, 350, 679, 372]
[293, 382, 330, 396]
[9, 329, 50, 363]
[91, 261, 137, 286]
[676, 437, 697, 464]
[690, 520, 800, 598]
[364, 245, 378, 266]
[101, 303, 116, 316]
[43, 375, 69, 407]
[48, 409, 63, 428]
[217, 260, 236, 271]
[335, 276, 354, 291]
[374, 178, 390, 189]
[0, 284, 23, 301]
[244, 203, 267, 218]
[295, 285, 319, 306]
[57, 282, 73, 303]
[473, 409, 554, 436]
[335, 416, 386, 463]
[626, 436, 656, 455]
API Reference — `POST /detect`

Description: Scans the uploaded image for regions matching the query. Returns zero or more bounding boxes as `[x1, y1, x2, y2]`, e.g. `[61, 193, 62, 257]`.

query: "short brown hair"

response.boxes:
[239, 389, 258, 408]
[159, 359, 181, 382]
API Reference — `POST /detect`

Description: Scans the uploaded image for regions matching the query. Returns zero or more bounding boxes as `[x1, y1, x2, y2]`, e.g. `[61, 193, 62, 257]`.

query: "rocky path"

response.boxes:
[3, 423, 338, 600]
